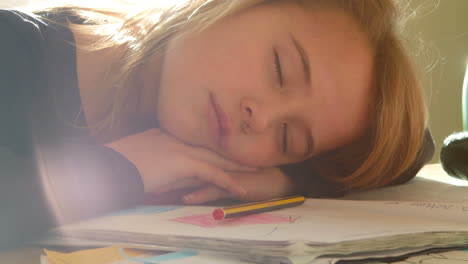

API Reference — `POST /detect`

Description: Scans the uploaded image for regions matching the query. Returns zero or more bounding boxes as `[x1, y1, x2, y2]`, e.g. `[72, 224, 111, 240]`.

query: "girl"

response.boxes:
[0, 0, 434, 250]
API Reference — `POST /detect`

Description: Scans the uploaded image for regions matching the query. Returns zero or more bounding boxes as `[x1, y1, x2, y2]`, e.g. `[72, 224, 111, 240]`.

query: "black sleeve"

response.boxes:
[36, 140, 145, 224]
[0, 148, 55, 250]
[0, 142, 144, 251]
[0, 10, 144, 250]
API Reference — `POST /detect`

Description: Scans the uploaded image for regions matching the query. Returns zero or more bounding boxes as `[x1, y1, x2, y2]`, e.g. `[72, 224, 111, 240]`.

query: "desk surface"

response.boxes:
[0, 163, 463, 263]
[343, 163, 468, 203]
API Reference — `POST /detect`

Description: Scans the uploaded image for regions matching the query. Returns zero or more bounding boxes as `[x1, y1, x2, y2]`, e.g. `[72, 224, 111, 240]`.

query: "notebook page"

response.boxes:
[56, 199, 468, 244]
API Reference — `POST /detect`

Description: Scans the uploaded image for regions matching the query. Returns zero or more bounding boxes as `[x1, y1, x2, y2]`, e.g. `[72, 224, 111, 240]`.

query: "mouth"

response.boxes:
[209, 92, 231, 149]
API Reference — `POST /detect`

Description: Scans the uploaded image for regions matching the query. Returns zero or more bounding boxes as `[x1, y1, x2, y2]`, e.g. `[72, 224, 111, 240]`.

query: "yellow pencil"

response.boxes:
[212, 195, 305, 220]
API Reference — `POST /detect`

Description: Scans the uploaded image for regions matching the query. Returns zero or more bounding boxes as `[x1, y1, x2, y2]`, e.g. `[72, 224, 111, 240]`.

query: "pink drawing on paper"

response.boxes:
[172, 213, 290, 228]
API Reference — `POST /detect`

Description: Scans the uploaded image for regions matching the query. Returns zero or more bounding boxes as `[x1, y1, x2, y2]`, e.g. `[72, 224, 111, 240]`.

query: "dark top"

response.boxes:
[0, 9, 143, 250]
[0, 9, 435, 251]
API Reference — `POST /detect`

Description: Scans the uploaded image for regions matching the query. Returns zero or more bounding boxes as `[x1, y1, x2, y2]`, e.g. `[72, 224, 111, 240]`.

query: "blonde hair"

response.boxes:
[32, 0, 427, 193]
[301, 0, 427, 192]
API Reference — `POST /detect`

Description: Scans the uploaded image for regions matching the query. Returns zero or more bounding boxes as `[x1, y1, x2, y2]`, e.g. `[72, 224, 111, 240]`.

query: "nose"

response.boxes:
[240, 97, 273, 134]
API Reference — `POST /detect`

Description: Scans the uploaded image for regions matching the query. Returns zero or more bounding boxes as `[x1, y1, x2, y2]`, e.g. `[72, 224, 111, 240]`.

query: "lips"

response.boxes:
[209, 92, 230, 149]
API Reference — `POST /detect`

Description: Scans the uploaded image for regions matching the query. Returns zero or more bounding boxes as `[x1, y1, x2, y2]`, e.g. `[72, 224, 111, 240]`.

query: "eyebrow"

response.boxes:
[289, 33, 311, 85]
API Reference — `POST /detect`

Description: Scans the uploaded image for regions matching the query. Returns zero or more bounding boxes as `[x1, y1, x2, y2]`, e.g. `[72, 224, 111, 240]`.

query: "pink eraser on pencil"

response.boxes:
[212, 209, 225, 220]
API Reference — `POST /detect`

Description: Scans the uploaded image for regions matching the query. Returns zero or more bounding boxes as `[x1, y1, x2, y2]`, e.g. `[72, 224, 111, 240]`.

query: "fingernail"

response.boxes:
[238, 187, 247, 197]
[183, 194, 194, 202]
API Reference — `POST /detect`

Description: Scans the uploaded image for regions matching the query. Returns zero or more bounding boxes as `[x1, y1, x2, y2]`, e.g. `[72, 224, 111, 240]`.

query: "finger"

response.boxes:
[156, 178, 205, 194]
[224, 165, 259, 173]
[185, 148, 258, 172]
[192, 160, 247, 198]
[198, 154, 258, 172]
[152, 129, 258, 172]
[182, 186, 230, 205]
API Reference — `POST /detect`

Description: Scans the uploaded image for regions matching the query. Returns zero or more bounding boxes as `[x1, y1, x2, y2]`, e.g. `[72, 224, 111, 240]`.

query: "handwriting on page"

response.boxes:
[411, 202, 468, 213]
[384, 201, 468, 213]
[172, 213, 290, 228]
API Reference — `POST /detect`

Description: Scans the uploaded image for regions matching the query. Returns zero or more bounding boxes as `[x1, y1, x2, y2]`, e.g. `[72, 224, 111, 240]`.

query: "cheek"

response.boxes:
[200, 52, 266, 94]
[162, 26, 270, 96]
[313, 102, 370, 154]
[156, 89, 199, 145]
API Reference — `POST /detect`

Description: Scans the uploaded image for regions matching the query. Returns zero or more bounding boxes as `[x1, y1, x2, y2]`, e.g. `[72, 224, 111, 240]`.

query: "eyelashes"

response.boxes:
[274, 48, 288, 155]
[274, 48, 284, 87]
[282, 122, 288, 154]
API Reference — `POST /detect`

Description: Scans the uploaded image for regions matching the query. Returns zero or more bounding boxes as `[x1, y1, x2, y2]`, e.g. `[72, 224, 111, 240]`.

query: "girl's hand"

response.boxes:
[175, 167, 296, 204]
[106, 128, 256, 199]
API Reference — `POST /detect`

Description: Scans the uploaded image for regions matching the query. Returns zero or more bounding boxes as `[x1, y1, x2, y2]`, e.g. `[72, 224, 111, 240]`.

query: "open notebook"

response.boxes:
[40, 198, 468, 263]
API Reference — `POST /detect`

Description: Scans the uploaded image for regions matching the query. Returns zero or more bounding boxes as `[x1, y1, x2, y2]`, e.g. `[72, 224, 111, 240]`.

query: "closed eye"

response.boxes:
[282, 122, 288, 154]
[274, 48, 283, 87]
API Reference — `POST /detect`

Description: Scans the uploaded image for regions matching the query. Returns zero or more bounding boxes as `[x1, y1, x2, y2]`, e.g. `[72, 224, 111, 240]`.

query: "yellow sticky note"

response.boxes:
[44, 246, 146, 264]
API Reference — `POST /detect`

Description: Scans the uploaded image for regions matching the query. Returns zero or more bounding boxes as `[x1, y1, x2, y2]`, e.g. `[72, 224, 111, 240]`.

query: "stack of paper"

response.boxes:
[40, 199, 468, 263]
[41, 246, 254, 264]
[40, 246, 468, 264]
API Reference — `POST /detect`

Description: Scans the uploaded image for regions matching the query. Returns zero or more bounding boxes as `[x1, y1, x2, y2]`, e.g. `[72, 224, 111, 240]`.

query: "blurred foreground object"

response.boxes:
[440, 131, 468, 181]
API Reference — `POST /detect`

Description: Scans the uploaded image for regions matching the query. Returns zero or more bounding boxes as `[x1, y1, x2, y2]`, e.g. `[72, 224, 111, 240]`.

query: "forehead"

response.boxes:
[276, 2, 375, 152]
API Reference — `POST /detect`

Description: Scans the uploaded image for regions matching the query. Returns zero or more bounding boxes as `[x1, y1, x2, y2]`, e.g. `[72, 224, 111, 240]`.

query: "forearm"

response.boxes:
[0, 141, 145, 250]
[40, 141, 145, 223]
